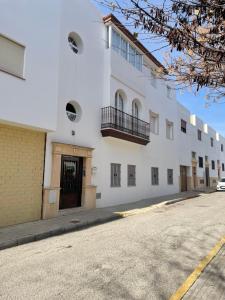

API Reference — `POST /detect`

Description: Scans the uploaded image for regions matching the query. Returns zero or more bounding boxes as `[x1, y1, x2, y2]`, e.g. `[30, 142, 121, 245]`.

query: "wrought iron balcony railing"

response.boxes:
[101, 106, 150, 145]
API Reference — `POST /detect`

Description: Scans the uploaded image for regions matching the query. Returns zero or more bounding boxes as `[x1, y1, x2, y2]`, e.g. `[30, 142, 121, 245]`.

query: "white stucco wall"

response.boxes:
[0, 0, 61, 131]
[1, 0, 225, 208]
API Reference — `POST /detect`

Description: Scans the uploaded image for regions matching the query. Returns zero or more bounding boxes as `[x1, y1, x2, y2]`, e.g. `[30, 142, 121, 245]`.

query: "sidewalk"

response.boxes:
[183, 243, 225, 299]
[0, 191, 202, 251]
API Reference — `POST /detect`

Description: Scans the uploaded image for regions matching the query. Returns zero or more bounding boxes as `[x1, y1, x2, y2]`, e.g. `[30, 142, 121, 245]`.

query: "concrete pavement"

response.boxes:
[0, 192, 224, 300]
[0, 191, 200, 250]
[182, 241, 225, 300]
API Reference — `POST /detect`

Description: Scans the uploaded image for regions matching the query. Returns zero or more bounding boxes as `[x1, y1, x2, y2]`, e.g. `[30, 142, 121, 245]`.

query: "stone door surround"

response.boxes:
[42, 142, 96, 219]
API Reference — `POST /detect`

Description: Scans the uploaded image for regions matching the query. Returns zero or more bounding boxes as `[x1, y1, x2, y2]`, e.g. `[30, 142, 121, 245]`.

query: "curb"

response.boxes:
[0, 193, 201, 251]
[165, 195, 199, 206]
[0, 214, 120, 251]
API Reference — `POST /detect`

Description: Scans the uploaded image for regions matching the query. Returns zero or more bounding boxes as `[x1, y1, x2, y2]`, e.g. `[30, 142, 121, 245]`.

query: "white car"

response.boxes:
[217, 178, 225, 191]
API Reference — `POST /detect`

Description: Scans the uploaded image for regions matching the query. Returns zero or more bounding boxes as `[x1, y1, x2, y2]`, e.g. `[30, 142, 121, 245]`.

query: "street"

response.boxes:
[1, 192, 225, 300]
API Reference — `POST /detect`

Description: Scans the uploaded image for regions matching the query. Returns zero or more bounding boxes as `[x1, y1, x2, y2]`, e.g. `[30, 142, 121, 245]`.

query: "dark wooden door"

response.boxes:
[60, 156, 83, 209]
[180, 166, 187, 192]
[205, 167, 210, 187]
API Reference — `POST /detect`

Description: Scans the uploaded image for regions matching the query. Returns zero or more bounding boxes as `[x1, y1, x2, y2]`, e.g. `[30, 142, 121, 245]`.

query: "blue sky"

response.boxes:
[93, 0, 225, 136]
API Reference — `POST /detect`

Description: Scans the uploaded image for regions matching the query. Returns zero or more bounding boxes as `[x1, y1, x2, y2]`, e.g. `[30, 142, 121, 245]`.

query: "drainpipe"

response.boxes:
[41, 132, 47, 220]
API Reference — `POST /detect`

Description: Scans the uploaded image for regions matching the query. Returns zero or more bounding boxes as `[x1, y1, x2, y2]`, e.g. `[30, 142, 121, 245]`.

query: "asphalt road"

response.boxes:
[1, 192, 225, 300]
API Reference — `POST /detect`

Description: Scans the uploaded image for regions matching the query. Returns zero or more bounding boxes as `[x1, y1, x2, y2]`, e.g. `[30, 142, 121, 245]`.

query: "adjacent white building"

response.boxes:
[0, 0, 224, 227]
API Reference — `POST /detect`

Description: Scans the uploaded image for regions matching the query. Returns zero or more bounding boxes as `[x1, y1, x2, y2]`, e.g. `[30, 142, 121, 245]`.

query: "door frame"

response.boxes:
[60, 155, 83, 209]
[42, 143, 96, 219]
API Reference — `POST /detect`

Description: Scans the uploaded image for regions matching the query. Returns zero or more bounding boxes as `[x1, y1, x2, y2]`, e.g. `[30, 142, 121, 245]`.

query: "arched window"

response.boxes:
[115, 91, 124, 111]
[132, 101, 139, 119]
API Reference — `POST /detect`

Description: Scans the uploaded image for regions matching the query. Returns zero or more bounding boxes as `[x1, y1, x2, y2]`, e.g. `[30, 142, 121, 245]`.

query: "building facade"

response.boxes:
[0, 0, 224, 227]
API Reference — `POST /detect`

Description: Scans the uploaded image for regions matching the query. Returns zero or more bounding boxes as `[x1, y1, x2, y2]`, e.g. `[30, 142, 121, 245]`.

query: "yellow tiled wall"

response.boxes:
[0, 124, 45, 227]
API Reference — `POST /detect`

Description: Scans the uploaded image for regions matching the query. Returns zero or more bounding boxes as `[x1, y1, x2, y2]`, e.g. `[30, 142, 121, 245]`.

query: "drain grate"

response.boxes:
[70, 219, 80, 224]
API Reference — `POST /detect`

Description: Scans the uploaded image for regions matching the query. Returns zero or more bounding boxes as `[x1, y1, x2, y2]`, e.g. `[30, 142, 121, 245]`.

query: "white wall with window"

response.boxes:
[111, 28, 142, 71]
[150, 112, 159, 135]
[166, 120, 174, 140]
[0, 1, 61, 131]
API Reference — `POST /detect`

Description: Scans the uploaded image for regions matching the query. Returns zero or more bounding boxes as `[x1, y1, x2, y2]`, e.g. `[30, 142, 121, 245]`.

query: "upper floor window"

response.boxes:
[192, 151, 196, 160]
[198, 129, 202, 141]
[150, 112, 159, 135]
[0, 34, 25, 78]
[166, 120, 174, 140]
[132, 101, 139, 119]
[221, 144, 224, 152]
[210, 137, 214, 147]
[111, 29, 142, 71]
[211, 160, 215, 170]
[115, 91, 124, 111]
[222, 163, 225, 172]
[199, 157, 203, 168]
[181, 119, 187, 133]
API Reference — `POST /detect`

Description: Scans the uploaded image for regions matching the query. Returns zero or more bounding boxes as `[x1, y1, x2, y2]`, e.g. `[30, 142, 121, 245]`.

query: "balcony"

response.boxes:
[101, 106, 150, 145]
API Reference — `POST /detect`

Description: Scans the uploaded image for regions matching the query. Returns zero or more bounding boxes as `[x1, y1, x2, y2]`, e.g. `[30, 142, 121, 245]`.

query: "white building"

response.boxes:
[0, 0, 224, 227]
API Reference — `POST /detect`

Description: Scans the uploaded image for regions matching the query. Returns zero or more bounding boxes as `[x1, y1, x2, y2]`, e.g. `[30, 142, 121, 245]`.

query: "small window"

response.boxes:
[181, 119, 187, 133]
[127, 165, 136, 186]
[151, 167, 159, 185]
[221, 144, 224, 152]
[210, 137, 214, 147]
[199, 157, 203, 168]
[211, 160, 215, 170]
[111, 163, 121, 187]
[198, 129, 202, 141]
[150, 112, 159, 135]
[0, 34, 25, 78]
[222, 163, 225, 172]
[166, 120, 174, 140]
[192, 152, 196, 160]
[66, 103, 77, 122]
[167, 169, 173, 185]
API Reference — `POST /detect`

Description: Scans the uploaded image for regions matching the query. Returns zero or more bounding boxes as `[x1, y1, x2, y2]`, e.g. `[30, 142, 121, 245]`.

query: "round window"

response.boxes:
[68, 36, 78, 54]
[68, 32, 83, 54]
[66, 103, 77, 122]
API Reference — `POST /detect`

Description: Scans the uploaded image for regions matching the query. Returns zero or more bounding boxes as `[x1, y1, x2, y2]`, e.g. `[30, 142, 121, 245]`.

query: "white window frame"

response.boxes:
[150, 111, 159, 135]
[0, 34, 25, 78]
[111, 163, 121, 187]
[166, 120, 174, 140]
